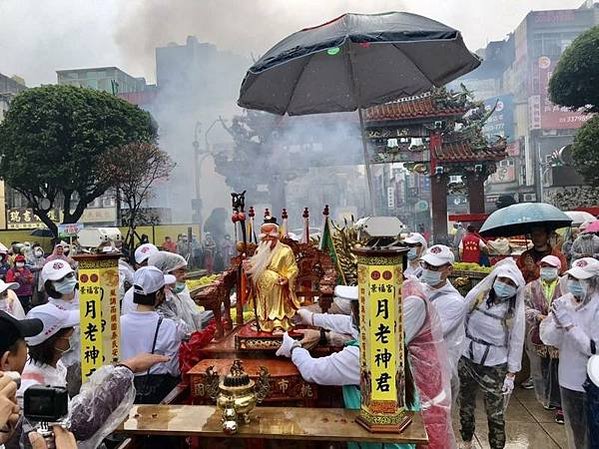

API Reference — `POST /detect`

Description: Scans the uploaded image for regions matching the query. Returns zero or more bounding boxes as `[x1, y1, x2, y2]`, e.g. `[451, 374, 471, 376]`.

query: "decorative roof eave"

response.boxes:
[364, 87, 474, 123]
[434, 138, 507, 163]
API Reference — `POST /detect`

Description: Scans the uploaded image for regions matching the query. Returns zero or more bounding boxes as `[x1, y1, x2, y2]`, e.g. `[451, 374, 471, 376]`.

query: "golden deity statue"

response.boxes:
[245, 219, 300, 333]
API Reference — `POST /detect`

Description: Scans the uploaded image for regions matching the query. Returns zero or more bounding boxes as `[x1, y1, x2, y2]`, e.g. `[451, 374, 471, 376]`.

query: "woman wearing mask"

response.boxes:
[4, 303, 169, 449]
[41, 260, 79, 312]
[27, 244, 46, 306]
[6, 255, 34, 313]
[541, 257, 599, 449]
[523, 255, 565, 423]
[45, 243, 77, 270]
[40, 260, 81, 397]
[17, 303, 80, 400]
[403, 232, 427, 278]
[148, 251, 203, 332]
[458, 258, 526, 449]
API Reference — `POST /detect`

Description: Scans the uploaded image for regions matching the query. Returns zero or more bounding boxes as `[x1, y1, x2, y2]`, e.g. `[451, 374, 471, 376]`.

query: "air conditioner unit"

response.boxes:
[522, 193, 537, 202]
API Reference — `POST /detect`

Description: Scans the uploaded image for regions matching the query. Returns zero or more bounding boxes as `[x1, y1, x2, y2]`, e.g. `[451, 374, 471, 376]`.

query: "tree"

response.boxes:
[102, 142, 174, 253]
[549, 25, 599, 113]
[548, 26, 599, 187]
[0, 85, 156, 236]
[570, 115, 599, 186]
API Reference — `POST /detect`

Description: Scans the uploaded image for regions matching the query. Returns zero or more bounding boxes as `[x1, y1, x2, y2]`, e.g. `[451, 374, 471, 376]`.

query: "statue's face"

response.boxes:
[262, 235, 279, 249]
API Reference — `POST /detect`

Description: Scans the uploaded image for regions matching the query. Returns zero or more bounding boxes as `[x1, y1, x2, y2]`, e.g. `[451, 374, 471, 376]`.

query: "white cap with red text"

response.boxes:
[41, 260, 74, 283]
[134, 243, 159, 264]
[25, 303, 79, 346]
[421, 244, 455, 267]
[566, 257, 599, 280]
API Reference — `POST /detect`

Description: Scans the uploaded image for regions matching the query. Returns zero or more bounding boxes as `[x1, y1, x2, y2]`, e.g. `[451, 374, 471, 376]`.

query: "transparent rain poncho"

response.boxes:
[21, 365, 135, 449]
[402, 277, 456, 449]
[148, 251, 203, 332]
[461, 258, 526, 410]
[523, 277, 565, 409]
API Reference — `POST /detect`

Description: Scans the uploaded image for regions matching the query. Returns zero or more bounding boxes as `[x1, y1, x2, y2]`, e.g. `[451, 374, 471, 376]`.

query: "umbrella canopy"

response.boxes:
[479, 203, 572, 238]
[238, 12, 481, 115]
[30, 228, 54, 238]
[565, 211, 596, 227]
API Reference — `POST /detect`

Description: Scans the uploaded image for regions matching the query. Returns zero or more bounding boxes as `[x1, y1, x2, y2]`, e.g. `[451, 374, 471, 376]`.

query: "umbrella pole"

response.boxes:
[347, 42, 375, 216]
[358, 108, 376, 216]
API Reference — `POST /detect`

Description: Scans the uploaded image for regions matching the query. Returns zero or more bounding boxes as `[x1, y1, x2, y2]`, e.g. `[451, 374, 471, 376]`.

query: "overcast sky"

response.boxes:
[0, 0, 586, 86]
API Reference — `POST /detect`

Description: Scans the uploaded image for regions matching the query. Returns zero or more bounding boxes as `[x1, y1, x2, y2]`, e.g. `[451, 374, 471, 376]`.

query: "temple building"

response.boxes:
[365, 87, 507, 239]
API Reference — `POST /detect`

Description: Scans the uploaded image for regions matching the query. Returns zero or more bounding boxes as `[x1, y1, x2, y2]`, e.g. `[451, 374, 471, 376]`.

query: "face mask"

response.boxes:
[567, 279, 587, 298]
[34, 249, 43, 257]
[420, 269, 442, 286]
[493, 280, 517, 299]
[57, 332, 80, 366]
[53, 277, 77, 295]
[173, 282, 186, 294]
[407, 248, 418, 261]
[540, 267, 559, 281]
[16, 262, 25, 268]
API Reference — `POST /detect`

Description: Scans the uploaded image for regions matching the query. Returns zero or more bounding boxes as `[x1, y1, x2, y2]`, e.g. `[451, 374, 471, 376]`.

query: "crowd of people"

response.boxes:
[159, 232, 235, 273]
[2, 216, 598, 449]
[0, 237, 212, 449]
[272, 220, 597, 449]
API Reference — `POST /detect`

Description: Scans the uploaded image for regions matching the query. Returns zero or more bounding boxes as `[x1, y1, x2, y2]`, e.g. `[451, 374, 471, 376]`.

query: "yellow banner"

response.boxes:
[365, 265, 400, 402]
[77, 256, 120, 382]
[79, 274, 104, 381]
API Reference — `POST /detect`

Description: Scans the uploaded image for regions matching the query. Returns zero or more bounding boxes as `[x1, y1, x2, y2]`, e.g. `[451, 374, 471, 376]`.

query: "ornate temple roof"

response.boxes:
[364, 90, 470, 122]
[435, 139, 507, 163]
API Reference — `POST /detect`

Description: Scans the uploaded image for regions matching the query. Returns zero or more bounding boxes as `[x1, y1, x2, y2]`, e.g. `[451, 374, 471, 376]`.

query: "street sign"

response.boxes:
[58, 223, 84, 237]
[415, 200, 429, 212]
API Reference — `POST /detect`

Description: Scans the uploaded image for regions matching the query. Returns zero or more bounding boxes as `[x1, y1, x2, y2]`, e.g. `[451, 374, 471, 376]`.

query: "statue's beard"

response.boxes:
[247, 239, 279, 281]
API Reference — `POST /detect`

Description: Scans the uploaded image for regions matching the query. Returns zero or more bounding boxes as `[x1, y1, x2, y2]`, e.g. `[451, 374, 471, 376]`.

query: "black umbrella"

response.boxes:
[238, 12, 481, 212]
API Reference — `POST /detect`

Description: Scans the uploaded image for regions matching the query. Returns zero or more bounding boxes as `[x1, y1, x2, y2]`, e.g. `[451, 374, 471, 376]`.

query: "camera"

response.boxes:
[23, 386, 69, 449]
[24, 385, 69, 423]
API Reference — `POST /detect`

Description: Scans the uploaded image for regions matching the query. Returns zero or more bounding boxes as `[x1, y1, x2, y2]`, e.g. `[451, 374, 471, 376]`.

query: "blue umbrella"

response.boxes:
[479, 203, 572, 237]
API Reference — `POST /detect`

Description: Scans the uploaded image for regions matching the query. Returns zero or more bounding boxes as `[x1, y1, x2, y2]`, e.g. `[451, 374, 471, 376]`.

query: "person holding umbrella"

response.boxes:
[517, 226, 567, 284]
[541, 257, 599, 449]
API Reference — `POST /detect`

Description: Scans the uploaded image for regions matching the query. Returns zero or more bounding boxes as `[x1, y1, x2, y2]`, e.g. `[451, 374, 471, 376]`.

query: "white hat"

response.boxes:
[26, 304, 79, 346]
[404, 232, 427, 249]
[540, 255, 562, 269]
[421, 244, 455, 267]
[566, 257, 599, 280]
[587, 355, 599, 388]
[41, 260, 74, 283]
[164, 274, 176, 285]
[334, 285, 359, 301]
[133, 266, 166, 295]
[0, 279, 19, 294]
[134, 243, 159, 264]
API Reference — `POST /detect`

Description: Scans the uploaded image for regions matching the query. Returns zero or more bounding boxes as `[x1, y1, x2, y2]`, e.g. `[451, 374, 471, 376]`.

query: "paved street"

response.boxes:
[453, 387, 567, 448]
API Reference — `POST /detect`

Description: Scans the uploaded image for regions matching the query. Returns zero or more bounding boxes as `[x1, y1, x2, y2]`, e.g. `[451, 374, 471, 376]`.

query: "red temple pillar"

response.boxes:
[429, 131, 448, 241]
[466, 174, 486, 214]
[430, 174, 448, 241]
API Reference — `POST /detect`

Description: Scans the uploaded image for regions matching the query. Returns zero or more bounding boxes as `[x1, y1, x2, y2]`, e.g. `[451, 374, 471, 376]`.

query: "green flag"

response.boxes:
[320, 215, 346, 285]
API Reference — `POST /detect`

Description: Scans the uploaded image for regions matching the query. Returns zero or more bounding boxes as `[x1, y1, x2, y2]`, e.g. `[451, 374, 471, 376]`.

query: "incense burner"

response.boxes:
[205, 359, 270, 434]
